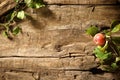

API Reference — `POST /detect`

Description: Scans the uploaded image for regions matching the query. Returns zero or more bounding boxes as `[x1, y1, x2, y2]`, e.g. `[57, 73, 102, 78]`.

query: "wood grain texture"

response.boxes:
[0, 70, 118, 80]
[4, 72, 35, 80]
[0, 0, 16, 16]
[0, 5, 119, 71]
[32, 5, 120, 29]
[0, 29, 92, 57]
[43, 0, 118, 4]
[0, 0, 120, 79]
[0, 56, 97, 71]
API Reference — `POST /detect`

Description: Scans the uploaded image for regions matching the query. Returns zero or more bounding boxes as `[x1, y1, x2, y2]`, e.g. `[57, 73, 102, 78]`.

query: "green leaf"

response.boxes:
[14, 0, 19, 2]
[111, 20, 120, 30]
[111, 24, 120, 33]
[17, 11, 25, 19]
[34, 3, 43, 8]
[102, 30, 110, 36]
[28, 3, 44, 8]
[112, 37, 120, 44]
[86, 26, 99, 36]
[27, 0, 45, 8]
[6, 11, 16, 22]
[2, 31, 8, 37]
[117, 46, 120, 51]
[116, 57, 120, 62]
[93, 47, 112, 60]
[24, 0, 32, 4]
[111, 63, 119, 70]
[12, 27, 21, 35]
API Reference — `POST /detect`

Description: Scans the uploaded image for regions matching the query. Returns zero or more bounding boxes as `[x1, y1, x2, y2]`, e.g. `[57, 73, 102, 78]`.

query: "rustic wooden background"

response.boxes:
[0, 0, 120, 80]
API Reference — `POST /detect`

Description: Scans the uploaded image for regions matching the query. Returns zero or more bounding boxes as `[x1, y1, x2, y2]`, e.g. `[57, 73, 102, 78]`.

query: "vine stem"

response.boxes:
[107, 27, 120, 56]
[109, 36, 120, 56]
[0, 23, 7, 26]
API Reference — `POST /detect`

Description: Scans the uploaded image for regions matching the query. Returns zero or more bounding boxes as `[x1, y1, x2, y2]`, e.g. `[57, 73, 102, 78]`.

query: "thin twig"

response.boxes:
[109, 39, 120, 56]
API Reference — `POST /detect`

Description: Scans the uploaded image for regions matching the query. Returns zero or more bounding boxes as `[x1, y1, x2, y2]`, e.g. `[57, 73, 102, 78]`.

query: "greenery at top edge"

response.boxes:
[0, 0, 45, 39]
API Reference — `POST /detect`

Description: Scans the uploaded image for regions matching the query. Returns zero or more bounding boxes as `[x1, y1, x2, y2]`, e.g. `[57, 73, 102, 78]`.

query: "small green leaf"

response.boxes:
[24, 0, 32, 4]
[17, 11, 25, 19]
[28, 3, 45, 8]
[117, 46, 120, 51]
[111, 63, 119, 70]
[34, 3, 42, 8]
[86, 26, 99, 36]
[12, 27, 21, 35]
[111, 20, 120, 30]
[116, 57, 120, 62]
[93, 47, 112, 60]
[14, 0, 19, 2]
[111, 24, 120, 33]
[2, 31, 8, 37]
[27, 0, 45, 8]
[102, 30, 110, 36]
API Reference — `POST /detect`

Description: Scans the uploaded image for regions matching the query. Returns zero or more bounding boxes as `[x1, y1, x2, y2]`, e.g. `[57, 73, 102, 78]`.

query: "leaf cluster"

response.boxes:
[86, 21, 120, 72]
[0, 0, 45, 39]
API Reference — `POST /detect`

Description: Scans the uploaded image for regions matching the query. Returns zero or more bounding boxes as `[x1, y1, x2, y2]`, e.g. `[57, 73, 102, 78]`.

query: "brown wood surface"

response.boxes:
[0, 4, 120, 74]
[0, 0, 119, 16]
[43, 0, 118, 4]
[0, 0, 120, 80]
[0, 0, 16, 16]
[0, 70, 118, 80]
[0, 56, 96, 71]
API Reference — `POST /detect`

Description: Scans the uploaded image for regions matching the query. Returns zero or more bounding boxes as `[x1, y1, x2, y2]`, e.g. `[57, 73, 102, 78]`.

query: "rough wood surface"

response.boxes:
[0, 70, 119, 80]
[0, 0, 16, 16]
[0, 5, 120, 57]
[25, 5, 120, 30]
[44, 0, 119, 4]
[0, 0, 119, 16]
[0, 0, 120, 80]
[0, 56, 97, 71]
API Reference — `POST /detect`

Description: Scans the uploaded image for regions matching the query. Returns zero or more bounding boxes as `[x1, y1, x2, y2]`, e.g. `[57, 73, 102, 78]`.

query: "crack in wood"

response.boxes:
[59, 52, 85, 58]
[0, 53, 86, 58]
[0, 56, 59, 58]
[45, 4, 120, 6]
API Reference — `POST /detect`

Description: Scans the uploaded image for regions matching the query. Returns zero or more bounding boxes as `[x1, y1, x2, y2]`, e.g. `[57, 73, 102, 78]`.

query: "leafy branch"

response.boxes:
[0, 0, 45, 39]
[86, 20, 120, 72]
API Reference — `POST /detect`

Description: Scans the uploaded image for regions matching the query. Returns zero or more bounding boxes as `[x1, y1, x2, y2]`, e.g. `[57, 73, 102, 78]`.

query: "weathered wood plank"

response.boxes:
[0, 70, 118, 80]
[0, 29, 92, 57]
[0, 0, 118, 17]
[4, 72, 35, 80]
[40, 70, 114, 80]
[0, 0, 16, 16]
[44, 0, 118, 4]
[38, 70, 115, 80]
[30, 5, 120, 29]
[0, 56, 97, 71]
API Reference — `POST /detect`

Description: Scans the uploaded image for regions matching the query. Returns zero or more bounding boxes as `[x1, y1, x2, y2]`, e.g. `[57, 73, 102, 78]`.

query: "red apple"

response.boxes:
[93, 33, 106, 46]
